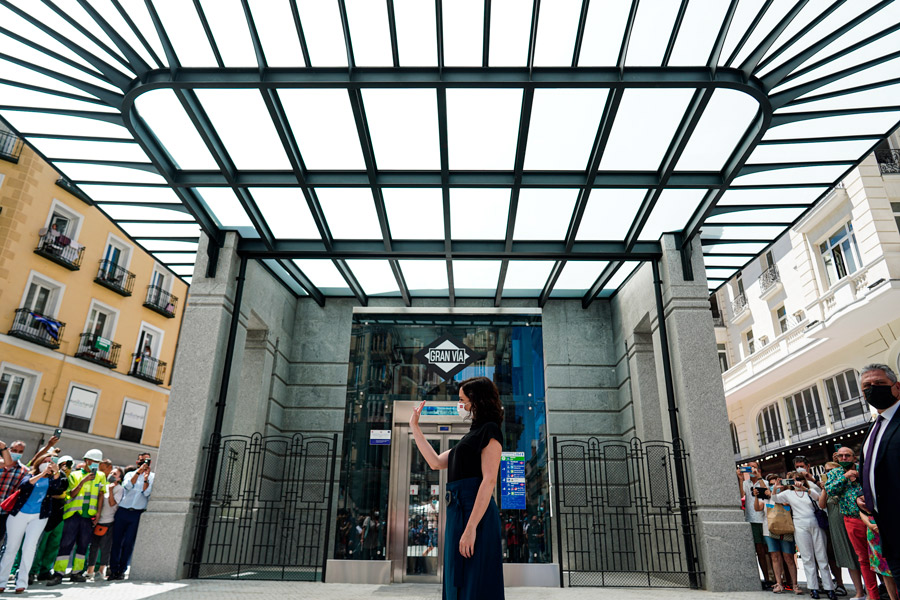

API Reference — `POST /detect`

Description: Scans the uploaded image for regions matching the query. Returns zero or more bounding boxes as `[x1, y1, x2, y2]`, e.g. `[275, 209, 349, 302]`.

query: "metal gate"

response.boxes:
[552, 437, 701, 588]
[189, 432, 338, 581]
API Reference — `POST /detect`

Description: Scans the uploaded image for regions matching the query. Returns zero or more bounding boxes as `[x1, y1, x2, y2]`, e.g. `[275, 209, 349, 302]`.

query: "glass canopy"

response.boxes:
[1, 0, 899, 307]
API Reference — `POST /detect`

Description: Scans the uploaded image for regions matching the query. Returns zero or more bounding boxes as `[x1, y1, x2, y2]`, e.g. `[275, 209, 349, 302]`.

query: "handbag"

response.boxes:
[0, 489, 20, 513]
[93, 524, 109, 536]
[767, 503, 794, 536]
[810, 495, 829, 530]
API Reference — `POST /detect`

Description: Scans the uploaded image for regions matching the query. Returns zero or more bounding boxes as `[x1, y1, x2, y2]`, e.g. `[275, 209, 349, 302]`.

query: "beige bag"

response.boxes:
[767, 504, 794, 536]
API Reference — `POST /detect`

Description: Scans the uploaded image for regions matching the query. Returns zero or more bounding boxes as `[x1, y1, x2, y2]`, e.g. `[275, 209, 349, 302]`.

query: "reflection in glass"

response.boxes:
[407, 439, 440, 576]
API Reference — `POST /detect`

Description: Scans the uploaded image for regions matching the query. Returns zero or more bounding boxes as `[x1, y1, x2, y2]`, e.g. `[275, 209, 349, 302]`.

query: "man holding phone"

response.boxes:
[741, 462, 775, 589]
[108, 453, 154, 580]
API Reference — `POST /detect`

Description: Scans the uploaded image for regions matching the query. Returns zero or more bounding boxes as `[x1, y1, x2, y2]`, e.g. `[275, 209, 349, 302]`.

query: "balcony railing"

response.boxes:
[34, 229, 84, 270]
[875, 148, 900, 175]
[759, 265, 781, 295]
[8, 308, 65, 349]
[129, 354, 166, 385]
[75, 333, 121, 369]
[786, 415, 829, 442]
[0, 130, 24, 163]
[712, 314, 725, 327]
[143, 285, 178, 318]
[94, 260, 135, 296]
[731, 293, 748, 318]
[829, 396, 874, 431]
[757, 432, 785, 454]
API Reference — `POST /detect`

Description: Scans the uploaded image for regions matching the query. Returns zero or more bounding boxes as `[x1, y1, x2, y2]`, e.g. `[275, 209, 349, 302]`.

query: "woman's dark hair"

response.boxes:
[459, 377, 504, 424]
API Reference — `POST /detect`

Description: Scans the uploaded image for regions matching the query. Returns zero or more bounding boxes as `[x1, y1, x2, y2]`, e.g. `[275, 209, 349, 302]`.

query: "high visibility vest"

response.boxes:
[63, 469, 107, 519]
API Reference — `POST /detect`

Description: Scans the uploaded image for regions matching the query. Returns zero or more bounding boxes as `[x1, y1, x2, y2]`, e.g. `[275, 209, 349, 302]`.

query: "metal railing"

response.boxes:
[75, 332, 121, 369]
[875, 149, 900, 175]
[129, 354, 167, 384]
[711, 315, 724, 327]
[829, 396, 874, 430]
[144, 285, 178, 317]
[759, 265, 780, 295]
[8, 308, 65, 349]
[95, 260, 135, 296]
[786, 415, 828, 440]
[0, 130, 24, 163]
[34, 230, 84, 270]
[731, 293, 748, 318]
[757, 431, 785, 452]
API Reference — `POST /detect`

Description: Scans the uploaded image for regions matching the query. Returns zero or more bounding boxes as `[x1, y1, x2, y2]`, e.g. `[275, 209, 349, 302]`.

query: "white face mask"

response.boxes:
[39, 462, 50, 473]
[457, 402, 471, 420]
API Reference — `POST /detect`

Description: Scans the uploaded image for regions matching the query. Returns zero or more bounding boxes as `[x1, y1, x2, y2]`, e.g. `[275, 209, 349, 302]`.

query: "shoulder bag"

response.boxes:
[810, 495, 829, 530]
[767, 503, 794, 536]
[0, 489, 21, 513]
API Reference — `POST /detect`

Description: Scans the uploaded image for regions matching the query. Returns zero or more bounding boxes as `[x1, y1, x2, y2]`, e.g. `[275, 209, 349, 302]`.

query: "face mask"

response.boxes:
[796, 467, 807, 473]
[457, 403, 471, 420]
[9, 453, 22, 463]
[51, 456, 59, 464]
[864, 384, 898, 410]
[38, 462, 50, 473]
[89, 463, 98, 473]
[838, 460, 854, 469]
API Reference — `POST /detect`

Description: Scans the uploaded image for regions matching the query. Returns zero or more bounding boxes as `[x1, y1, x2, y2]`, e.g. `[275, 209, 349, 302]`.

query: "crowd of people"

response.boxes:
[0, 436, 154, 593]
[741, 364, 900, 600]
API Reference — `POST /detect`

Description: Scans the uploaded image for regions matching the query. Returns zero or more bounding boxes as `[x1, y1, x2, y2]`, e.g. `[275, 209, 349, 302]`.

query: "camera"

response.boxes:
[142, 458, 151, 466]
[53, 428, 62, 438]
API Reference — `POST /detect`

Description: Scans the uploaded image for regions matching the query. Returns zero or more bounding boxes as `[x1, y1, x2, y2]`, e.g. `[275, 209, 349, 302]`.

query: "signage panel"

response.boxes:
[500, 451, 526, 510]
[369, 429, 391, 445]
[414, 334, 484, 379]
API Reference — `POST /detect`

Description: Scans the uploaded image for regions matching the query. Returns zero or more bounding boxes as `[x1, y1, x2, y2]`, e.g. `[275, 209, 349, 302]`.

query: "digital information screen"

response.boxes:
[421, 405, 458, 417]
[500, 451, 526, 510]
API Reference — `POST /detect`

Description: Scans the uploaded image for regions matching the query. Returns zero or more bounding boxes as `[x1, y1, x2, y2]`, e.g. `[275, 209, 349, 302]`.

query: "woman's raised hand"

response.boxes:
[409, 399, 426, 429]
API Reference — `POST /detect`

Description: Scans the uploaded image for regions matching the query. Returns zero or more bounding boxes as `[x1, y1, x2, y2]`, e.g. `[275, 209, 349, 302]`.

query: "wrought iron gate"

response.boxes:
[552, 437, 701, 588]
[189, 432, 338, 581]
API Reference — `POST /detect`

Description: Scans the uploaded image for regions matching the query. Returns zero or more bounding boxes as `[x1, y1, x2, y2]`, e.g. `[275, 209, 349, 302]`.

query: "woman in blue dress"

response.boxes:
[409, 376, 505, 600]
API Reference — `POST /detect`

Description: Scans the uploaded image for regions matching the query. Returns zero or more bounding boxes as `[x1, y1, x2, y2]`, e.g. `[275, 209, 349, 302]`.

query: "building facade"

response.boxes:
[0, 123, 188, 465]
[715, 136, 900, 474]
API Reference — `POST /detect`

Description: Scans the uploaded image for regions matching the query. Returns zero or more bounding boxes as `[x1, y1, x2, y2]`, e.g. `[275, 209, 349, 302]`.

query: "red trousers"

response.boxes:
[844, 516, 880, 599]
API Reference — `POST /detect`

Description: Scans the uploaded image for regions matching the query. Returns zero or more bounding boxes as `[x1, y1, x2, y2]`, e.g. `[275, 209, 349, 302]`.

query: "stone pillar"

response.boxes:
[130, 232, 244, 581]
[654, 234, 758, 592]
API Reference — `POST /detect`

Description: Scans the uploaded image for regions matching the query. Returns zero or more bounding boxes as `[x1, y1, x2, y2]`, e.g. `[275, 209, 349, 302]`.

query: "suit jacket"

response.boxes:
[861, 409, 900, 560]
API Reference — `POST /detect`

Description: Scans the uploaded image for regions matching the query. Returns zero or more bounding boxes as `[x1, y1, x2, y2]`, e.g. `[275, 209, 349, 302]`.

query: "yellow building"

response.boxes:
[0, 123, 187, 466]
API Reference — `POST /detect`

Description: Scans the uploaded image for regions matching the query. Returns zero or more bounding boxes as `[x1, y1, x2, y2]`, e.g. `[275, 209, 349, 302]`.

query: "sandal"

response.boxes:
[834, 585, 847, 596]
[794, 587, 804, 595]
[773, 584, 785, 593]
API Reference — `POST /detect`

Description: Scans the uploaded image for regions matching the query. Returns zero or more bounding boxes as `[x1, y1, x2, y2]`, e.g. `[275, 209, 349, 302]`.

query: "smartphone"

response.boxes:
[142, 458, 151, 466]
[739, 466, 752, 473]
[781, 478, 794, 487]
[834, 444, 842, 451]
[53, 428, 62, 438]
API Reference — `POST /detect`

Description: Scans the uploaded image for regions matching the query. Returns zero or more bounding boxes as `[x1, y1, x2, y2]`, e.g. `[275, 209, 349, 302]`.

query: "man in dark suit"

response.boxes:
[859, 363, 900, 576]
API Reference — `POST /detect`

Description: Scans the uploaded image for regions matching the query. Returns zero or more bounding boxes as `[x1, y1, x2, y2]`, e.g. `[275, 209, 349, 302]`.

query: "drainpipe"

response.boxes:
[188, 254, 248, 578]
[651, 259, 700, 589]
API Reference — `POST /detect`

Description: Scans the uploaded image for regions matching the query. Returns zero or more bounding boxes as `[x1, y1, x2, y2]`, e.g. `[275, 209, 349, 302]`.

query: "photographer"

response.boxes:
[740, 462, 775, 588]
[107, 453, 154, 580]
[756, 473, 800, 594]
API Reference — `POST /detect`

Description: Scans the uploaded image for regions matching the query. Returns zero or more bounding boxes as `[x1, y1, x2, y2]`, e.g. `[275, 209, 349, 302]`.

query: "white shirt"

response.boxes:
[773, 488, 821, 525]
[865, 400, 899, 512]
[98, 484, 124, 524]
[743, 479, 765, 524]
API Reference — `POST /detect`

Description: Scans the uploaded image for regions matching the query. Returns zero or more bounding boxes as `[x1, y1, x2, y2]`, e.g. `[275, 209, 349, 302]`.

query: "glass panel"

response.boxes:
[442, 0, 483, 67]
[577, 0, 630, 66]
[260, 260, 307, 296]
[733, 165, 851, 186]
[139, 240, 198, 252]
[550, 261, 609, 297]
[524, 89, 608, 170]
[152, 0, 217, 66]
[718, 0, 766, 67]
[533, 0, 581, 67]
[576, 189, 646, 240]
[121, 222, 201, 239]
[278, 89, 366, 170]
[248, 0, 307, 67]
[293, 259, 351, 294]
[100, 205, 193, 222]
[345, 0, 393, 67]
[450, 189, 509, 240]
[452, 260, 502, 296]
[398, 260, 449, 296]
[250, 188, 321, 239]
[781, 84, 900, 115]
[199, 0, 258, 67]
[762, 111, 900, 140]
[718, 187, 828, 206]
[513, 189, 578, 241]
[703, 242, 770, 255]
[345, 260, 400, 296]
[503, 261, 555, 297]
[393, 0, 438, 67]
[57, 163, 165, 185]
[599, 88, 696, 171]
[489, 0, 533, 67]
[447, 89, 522, 170]
[1, 375, 24, 417]
[602, 262, 640, 293]
[195, 188, 253, 228]
[676, 89, 760, 171]
[383, 188, 444, 240]
[0, 83, 118, 114]
[194, 89, 292, 170]
[27, 138, 149, 164]
[706, 207, 805, 224]
[0, 3, 105, 74]
[705, 268, 739, 280]
[78, 185, 182, 204]
[295, 0, 347, 66]
[0, 57, 102, 98]
[667, 0, 732, 66]
[624, 0, 683, 66]
[638, 189, 707, 241]
[117, 0, 169, 66]
[407, 438, 440, 576]
[134, 88, 218, 169]
[703, 256, 748, 267]
[846, 371, 861, 400]
[0, 112, 131, 138]
[701, 225, 787, 241]
[317, 188, 382, 239]
[362, 89, 440, 170]
[840, 238, 859, 274]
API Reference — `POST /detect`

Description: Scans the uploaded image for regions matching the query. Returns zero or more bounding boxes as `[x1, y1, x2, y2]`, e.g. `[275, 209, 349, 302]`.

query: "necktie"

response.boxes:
[862, 415, 884, 512]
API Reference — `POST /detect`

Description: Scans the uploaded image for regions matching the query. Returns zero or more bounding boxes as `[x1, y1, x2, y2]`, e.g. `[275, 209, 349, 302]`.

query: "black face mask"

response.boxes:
[864, 384, 899, 410]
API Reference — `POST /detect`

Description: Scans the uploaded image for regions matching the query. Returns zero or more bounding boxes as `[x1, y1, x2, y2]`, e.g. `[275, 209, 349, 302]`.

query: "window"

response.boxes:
[730, 422, 740, 455]
[823, 369, 865, 424]
[62, 385, 97, 433]
[763, 250, 774, 270]
[784, 385, 825, 436]
[775, 305, 788, 334]
[717, 343, 729, 373]
[99, 234, 132, 279]
[21, 274, 63, 317]
[757, 403, 783, 446]
[135, 325, 162, 358]
[0, 365, 38, 419]
[819, 222, 862, 287]
[892, 201, 900, 235]
[119, 399, 147, 443]
[43, 199, 83, 241]
[744, 328, 755, 356]
[736, 275, 745, 298]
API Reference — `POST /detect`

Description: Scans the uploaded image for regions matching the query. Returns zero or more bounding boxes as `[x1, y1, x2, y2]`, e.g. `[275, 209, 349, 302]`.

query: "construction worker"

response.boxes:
[46, 449, 107, 586]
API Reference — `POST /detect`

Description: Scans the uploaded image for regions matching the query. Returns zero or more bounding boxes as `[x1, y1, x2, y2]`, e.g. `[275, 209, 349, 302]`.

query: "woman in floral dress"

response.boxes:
[856, 496, 898, 600]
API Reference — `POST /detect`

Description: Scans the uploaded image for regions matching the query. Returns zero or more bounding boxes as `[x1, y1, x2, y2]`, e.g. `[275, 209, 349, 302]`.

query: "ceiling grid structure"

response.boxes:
[0, 0, 899, 304]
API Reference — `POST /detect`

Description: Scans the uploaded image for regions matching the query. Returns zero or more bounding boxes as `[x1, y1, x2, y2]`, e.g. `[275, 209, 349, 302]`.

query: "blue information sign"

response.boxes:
[500, 452, 526, 510]
[421, 405, 458, 417]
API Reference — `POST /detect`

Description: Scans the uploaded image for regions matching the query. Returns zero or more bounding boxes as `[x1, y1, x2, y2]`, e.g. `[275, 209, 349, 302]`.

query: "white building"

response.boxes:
[715, 134, 900, 471]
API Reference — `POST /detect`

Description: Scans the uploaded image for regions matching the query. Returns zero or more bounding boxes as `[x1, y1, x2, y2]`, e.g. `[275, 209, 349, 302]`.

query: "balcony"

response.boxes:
[875, 148, 900, 175]
[829, 396, 874, 432]
[786, 416, 829, 443]
[712, 314, 725, 328]
[759, 265, 782, 299]
[75, 333, 121, 369]
[129, 354, 166, 385]
[94, 260, 135, 296]
[0, 130, 24, 163]
[730, 293, 750, 324]
[143, 285, 178, 318]
[8, 308, 65, 350]
[34, 229, 84, 271]
[757, 432, 785, 455]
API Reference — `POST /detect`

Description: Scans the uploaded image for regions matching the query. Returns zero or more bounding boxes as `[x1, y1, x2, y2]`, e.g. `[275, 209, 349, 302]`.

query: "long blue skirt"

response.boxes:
[443, 477, 505, 600]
